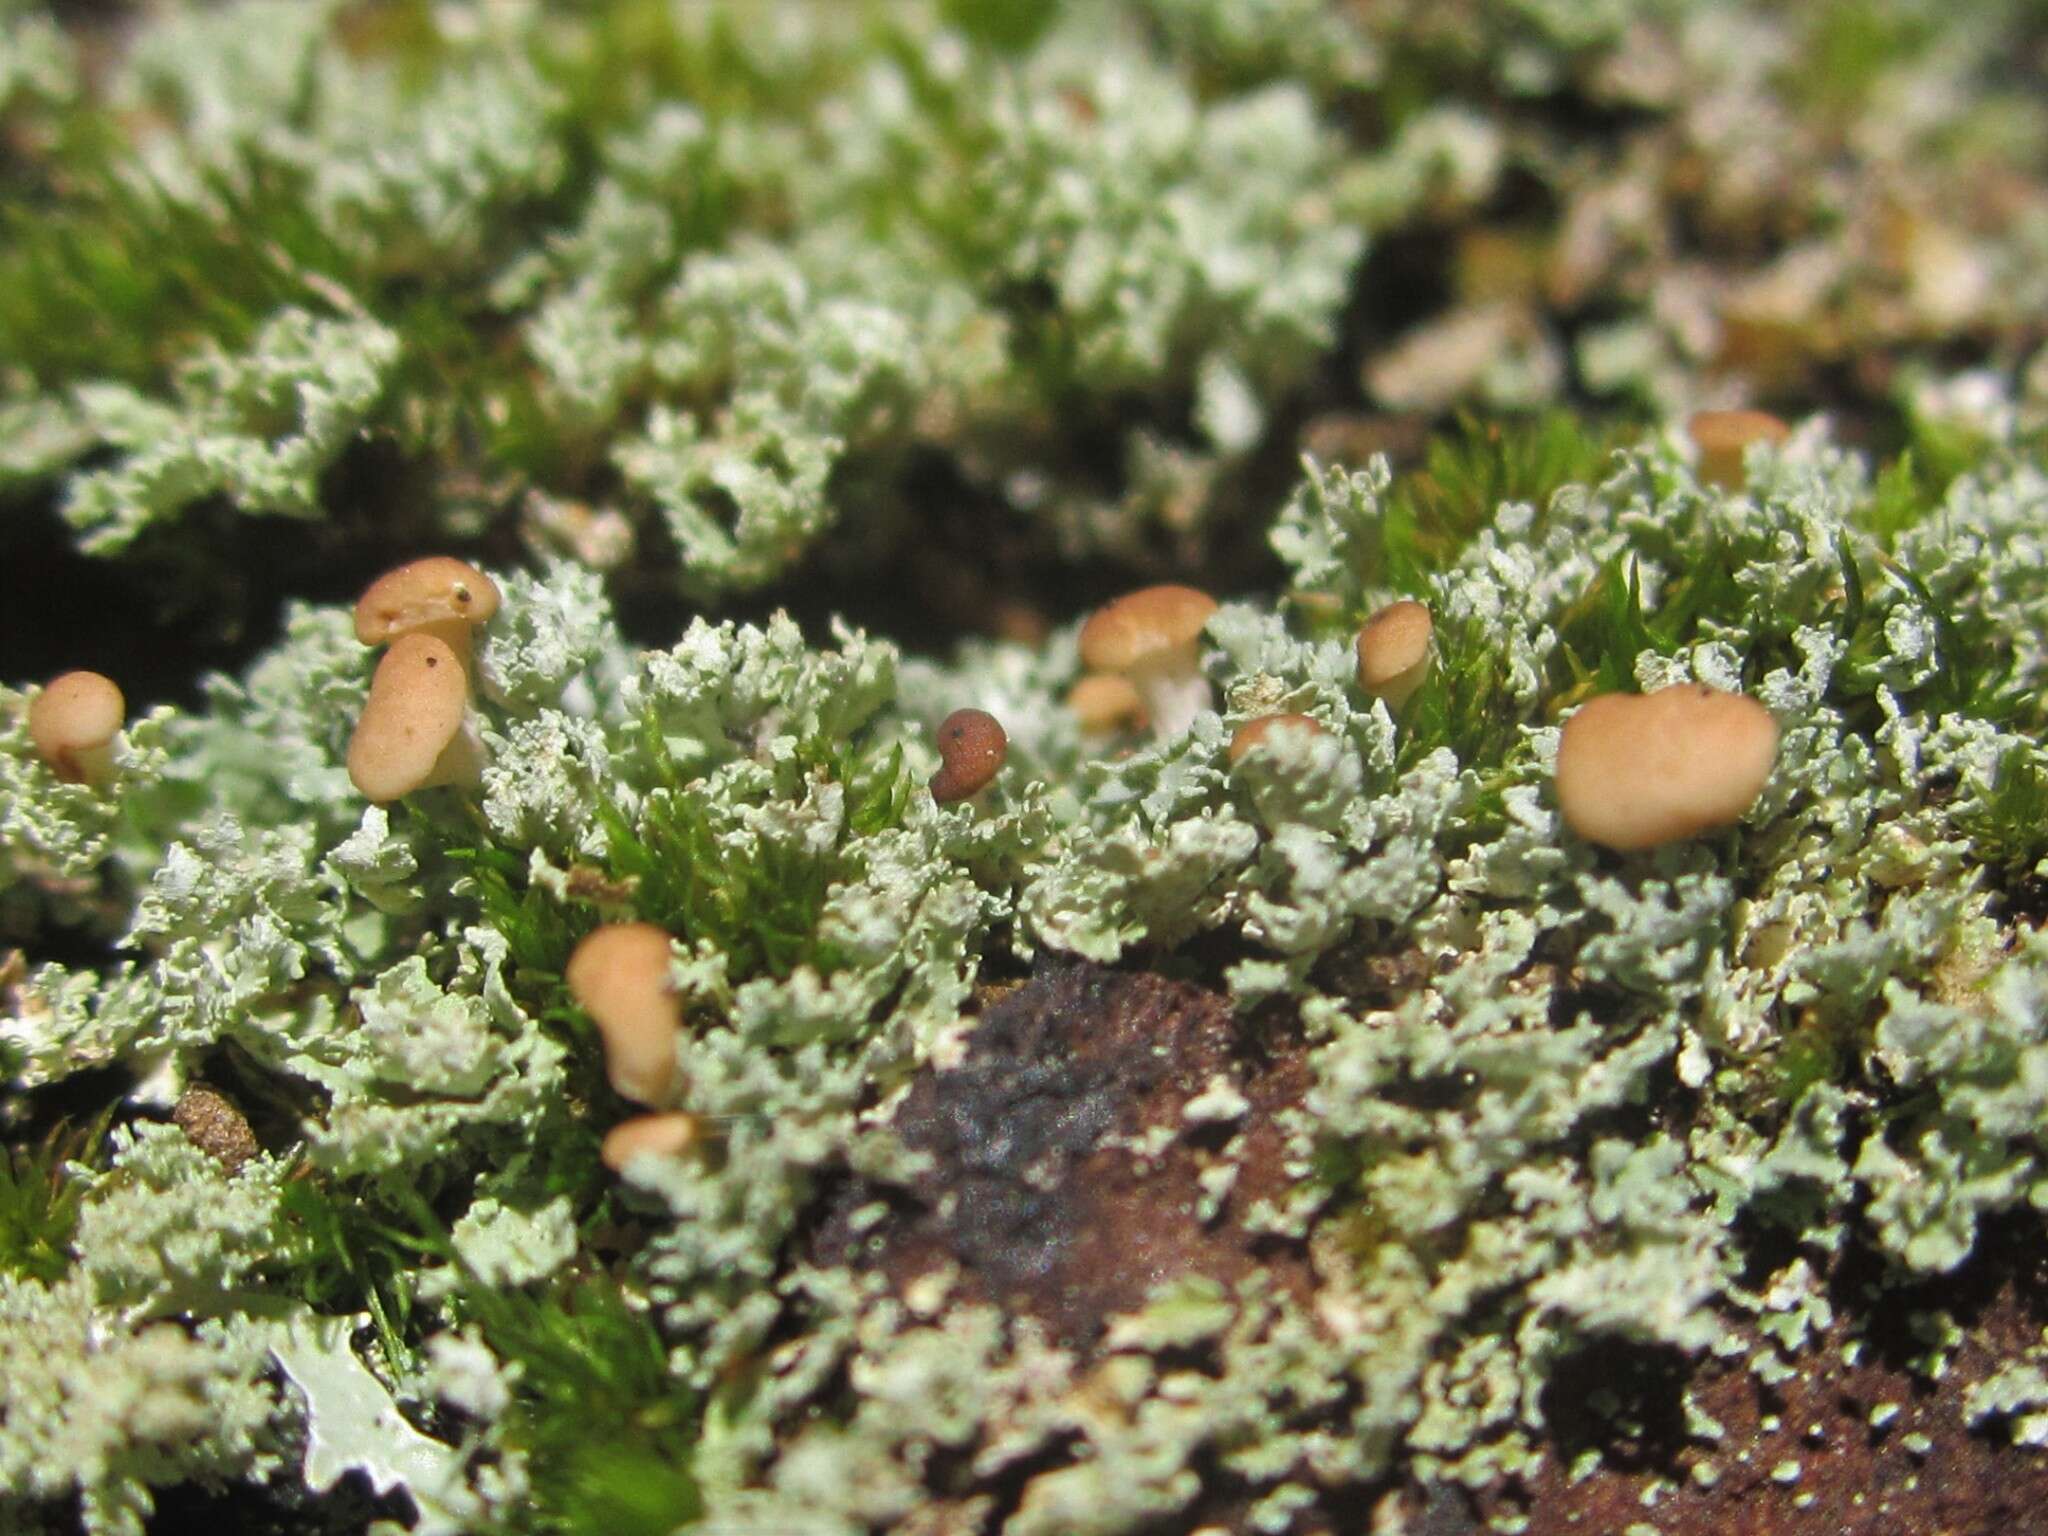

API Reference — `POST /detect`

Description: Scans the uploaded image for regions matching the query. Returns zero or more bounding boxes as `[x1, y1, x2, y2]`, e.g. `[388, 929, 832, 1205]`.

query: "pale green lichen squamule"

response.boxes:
[4, 1, 2048, 1532]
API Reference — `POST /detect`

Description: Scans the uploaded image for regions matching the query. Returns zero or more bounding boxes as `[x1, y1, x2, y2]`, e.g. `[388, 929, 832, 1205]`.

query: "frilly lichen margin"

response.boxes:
[3, 402, 2047, 1528]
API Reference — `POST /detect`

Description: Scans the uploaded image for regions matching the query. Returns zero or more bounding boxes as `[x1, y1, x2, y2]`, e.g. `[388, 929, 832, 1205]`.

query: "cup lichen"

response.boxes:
[4, 3, 2048, 1533]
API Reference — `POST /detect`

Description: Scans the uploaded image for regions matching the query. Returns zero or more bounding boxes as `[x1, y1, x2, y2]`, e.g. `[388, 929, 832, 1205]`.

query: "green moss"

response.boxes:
[448, 843, 596, 982]
[1384, 413, 1628, 585]
[0, 1137, 85, 1285]
[594, 726, 916, 982]
[1395, 604, 1528, 777]
[6, 2, 2048, 1530]
[0, 153, 351, 390]
[274, 1172, 437, 1374]
[1791, 0, 1940, 120]
[600, 786, 834, 980]
[464, 1274, 704, 1536]
[1956, 744, 2048, 873]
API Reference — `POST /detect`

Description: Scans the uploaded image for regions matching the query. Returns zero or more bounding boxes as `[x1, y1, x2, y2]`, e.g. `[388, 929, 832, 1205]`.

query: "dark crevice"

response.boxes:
[146, 1467, 414, 1536]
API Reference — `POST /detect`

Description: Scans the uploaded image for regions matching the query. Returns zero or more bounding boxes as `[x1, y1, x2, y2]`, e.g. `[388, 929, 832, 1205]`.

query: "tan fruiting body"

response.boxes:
[346, 634, 481, 802]
[27, 671, 125, 786]
[1066, 674, 1147, 735]
[929, 708, 1008, 803]
[1687, 409, 1790, 492]
[600, 1110, 705, 1173]
[1077, 585, 1219, 738]
[349, 558, 496, 795]
[353, 557, 501, 661]
[1555, 683, 1779, 851]
[1227, 712, 1327, 766]
[1355, 599, 1433, 712]
[992, 601, 1051, 647]
[566, 922, 682, 1106]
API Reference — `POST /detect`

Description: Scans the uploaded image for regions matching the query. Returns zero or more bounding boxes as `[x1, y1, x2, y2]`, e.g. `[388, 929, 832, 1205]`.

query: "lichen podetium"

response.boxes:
[4, 2, 2048, 1533]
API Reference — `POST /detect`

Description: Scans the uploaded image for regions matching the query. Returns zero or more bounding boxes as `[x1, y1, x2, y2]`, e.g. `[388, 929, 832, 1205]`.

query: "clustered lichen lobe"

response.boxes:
[2, 0, 2047, 1531]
